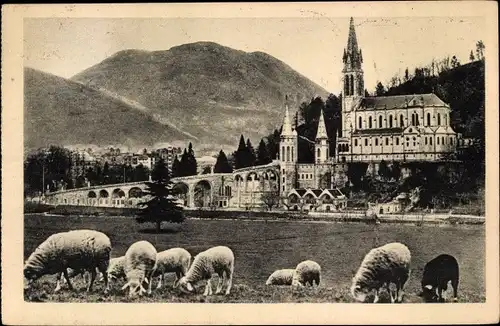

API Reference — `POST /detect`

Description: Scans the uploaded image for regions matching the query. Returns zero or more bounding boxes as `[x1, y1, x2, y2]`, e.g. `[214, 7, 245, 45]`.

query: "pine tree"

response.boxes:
[179, 149, 188, 177]
[136, 158, 184, 233]
[234, 135, 248, 169]
[171, 155, 180, 177]
[186, 142, 197, 175]
[256, 139, 271, 166]
[246, 138, 256, 167]
[375, 82, 385, 96]
[469, 50, 475, 62]
[214, 150, 233, 173]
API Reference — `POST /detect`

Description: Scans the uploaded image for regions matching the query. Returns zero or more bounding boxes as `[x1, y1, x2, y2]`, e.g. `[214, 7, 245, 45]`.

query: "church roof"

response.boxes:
[343, 17, 363, 69]
[315, 109, 328, 139]
[359, 93, 447, 111]
[352, 127, 404, 136]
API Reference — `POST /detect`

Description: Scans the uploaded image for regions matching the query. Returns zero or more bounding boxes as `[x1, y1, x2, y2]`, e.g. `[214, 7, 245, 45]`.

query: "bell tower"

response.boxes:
[337, 17, 364, 162]
[279, 95, 298, 196]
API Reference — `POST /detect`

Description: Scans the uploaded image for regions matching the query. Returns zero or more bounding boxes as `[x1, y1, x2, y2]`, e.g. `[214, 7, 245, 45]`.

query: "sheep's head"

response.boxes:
[23, 265, 42, 286]
[350, 283, 370, 303]
[419, 284, 438, 302]
[121, 279, 147, 298]
[177, 276, 195, 293]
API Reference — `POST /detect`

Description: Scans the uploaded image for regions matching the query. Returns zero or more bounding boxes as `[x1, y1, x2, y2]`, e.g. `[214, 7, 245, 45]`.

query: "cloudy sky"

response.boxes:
[24, 16, 485, 94]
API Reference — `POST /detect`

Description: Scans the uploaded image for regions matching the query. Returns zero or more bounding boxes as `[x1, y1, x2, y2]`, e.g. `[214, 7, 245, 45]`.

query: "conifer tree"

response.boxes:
[214, 150, 233, 173]
[179, 149, 188, 177]
[136, 158, 184, 233]
[187, 142, 197, 175]
[256, 139, 271, 165]
[234, 135, 248, 169]
[171, 155, 180, 178]
[246, 138, 256, 167]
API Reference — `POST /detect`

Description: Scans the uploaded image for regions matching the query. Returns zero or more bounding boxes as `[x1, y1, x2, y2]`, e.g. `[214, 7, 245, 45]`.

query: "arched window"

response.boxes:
[378, 116, 383, 128]
[291, 147, 294, 161]
[358, 116, 362, 129]
[338, 144, 341, 153]
[281, 146, 285, 161]
[437, 113, 441, 125]
[400, 114, 404, 127]
[375, 138, 378, 146]
[354, 139, 358, 146]
[385, 138, 389, 146]
[425, 137, 428, 145]
[369, 116, 373, 128]
[427, 113, 431, 126]
[365, 139, 368, 146]
[317, 148, 321, 161]
[350, 75, 354, 95]
[344, 78, 349, 95]
[430, 137, 433, 145]
[389, 115, 393, 128]
[396, 138, 400, 145]
[415, 113, 419, 126]
[286, 146, 290, 162]
[442, 136, 445, 145]
[411, 114, 415, 126]
[444, 114, 448, 126]
[437, 137, 440, 145]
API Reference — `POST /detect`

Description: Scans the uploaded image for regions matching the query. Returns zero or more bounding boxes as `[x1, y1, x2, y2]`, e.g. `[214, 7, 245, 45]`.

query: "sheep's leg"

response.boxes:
[204, 278, 213, 296]
[225, 263, 234, 295]
[86, 268, 97, 292]
[97, 263, 109, 294]
[373, 288, 380, 303]
[451, 278, 459, 302]
[215, 272, 224, 294]
[63, 269, 75, 291]
[173, 271, 182, 288]
[156, 273, 163, 290]
[54, 272, 64, 293]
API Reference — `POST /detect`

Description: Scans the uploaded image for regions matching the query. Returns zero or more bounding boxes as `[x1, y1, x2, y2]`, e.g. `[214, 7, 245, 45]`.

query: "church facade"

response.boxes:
[277, 17, 463, 203]
[336, 17, 460, 163]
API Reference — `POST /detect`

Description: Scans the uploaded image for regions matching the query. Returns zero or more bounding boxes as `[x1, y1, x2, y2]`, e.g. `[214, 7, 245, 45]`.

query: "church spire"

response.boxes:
[343, 17, 363, 70]
[281, 95, 295, 136]
[315, 109, 328, 140]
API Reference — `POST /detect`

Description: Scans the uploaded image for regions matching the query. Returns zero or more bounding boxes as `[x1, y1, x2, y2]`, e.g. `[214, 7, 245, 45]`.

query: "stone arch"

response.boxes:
[99, 190, 109, 198]
[112, 188, 126, 198]
[128, 187, 143, 198]
[358, 116, 362, 129]
[378, 115, 383, 128]
[172, 182, 189, 206]
[304, 193, 316, 205]
[246, 172, 259, 191]
[193, 180, 212, 208]
[88, 191, 97, 198]
[369, 116, 373, 128]
[427, 112, 431, 126]
[320, 193, 333, 204]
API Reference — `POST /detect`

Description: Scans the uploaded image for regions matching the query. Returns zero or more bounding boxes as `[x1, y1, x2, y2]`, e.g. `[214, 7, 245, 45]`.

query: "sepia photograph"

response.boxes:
[2, 2, 499, 325]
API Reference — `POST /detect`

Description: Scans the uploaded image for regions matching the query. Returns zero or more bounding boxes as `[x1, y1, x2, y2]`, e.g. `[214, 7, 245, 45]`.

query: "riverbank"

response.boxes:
[24, 202, 485, 225]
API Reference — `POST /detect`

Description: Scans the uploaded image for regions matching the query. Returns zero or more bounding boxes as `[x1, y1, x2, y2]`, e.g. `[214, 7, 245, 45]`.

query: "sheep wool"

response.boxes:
[23, 229, 112, 293]
[153, 248, 191, 289]
[292, 260, 321, 287]
[178, 246, 234, 296]
[266, 269, 295, 286]
[351, 242, 411, 303]
[107, 256, 126, 281]
[122, 241, 158, 297]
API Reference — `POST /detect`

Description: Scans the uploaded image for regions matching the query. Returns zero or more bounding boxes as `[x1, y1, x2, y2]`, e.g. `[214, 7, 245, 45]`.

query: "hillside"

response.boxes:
[71, 42, 329, 152]
[24, 68, 195, 150]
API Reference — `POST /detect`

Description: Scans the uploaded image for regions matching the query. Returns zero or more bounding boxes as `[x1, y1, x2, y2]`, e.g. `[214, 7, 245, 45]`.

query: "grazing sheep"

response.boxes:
[177, 246, 234, 296]
[418, 254, 459, 303]
[351, 242, 411, 303]
[266, 269, 295, 286]
[121, 241, 158, 297]
[292, 260, 321, 287]
[153, 248, 191, 289]
[23, 229, 112, 293]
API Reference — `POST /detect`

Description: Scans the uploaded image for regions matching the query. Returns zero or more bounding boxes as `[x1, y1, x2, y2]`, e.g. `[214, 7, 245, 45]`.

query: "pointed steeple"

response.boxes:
[343, 17, 363, 70]
[281, 95, 295, 136]
[315, 109, 328, 140]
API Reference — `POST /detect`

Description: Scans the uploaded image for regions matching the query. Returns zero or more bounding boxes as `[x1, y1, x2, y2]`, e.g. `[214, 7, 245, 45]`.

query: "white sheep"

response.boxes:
[121, 241, 158, 297]
[23, 229, 112, 293]
[266, 269, 295, 286]
[177, 246, 234, 296]
[292, 260, 321, 287]
[106, 256, 127, 282]
[351, 242, 411, 303]
[153, 248, 191, 289]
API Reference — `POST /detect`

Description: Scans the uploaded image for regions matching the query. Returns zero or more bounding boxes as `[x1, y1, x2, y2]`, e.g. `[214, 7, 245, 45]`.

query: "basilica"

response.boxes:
[278, 17, 462, 199]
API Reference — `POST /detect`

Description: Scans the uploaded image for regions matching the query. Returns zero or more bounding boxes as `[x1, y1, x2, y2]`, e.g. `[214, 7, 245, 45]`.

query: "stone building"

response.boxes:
[336, 17, 462, 163]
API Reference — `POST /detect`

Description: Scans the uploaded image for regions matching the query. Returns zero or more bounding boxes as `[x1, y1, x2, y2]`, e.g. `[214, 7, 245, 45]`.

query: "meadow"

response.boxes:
[24, 214, 485, 303]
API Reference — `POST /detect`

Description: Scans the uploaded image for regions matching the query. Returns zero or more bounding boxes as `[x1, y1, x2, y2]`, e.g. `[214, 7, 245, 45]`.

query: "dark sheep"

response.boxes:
[419, 254, 459, 302]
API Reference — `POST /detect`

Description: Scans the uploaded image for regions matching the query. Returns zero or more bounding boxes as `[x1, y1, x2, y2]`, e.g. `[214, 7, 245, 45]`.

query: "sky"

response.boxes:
[24, 16, 485, 94]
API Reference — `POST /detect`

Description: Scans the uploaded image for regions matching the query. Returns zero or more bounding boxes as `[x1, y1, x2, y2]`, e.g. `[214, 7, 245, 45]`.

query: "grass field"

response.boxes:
[24, 214, 485, 303]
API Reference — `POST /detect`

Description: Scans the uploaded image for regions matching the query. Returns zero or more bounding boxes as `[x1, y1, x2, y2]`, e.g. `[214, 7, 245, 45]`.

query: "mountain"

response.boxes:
[71, 42, 329, 152]
[24, 67, 195, 151]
